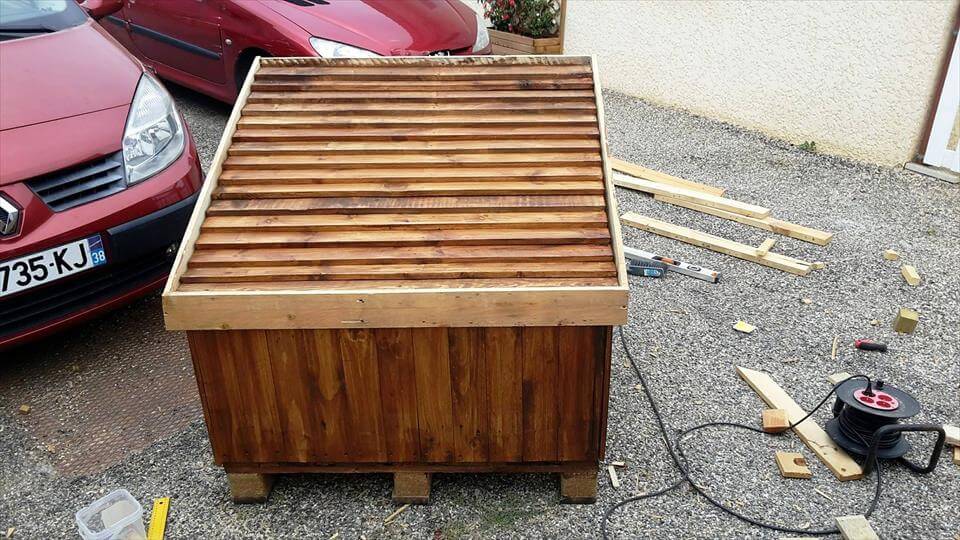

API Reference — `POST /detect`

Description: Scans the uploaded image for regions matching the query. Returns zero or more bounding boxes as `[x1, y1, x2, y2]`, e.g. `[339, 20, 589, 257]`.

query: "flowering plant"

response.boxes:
[482, 0, 560, 39]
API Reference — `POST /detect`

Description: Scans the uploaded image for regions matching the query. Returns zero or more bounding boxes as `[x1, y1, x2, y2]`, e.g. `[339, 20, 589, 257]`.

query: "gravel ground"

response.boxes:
[1, 86, 958, 539]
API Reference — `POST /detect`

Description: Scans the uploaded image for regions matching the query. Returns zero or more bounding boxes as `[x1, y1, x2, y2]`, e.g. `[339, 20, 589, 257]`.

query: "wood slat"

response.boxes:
[374, 328, 421, 462]
[255, 64, 591, 80]
[245, 90, 597, 103]
[222, 153, 601, 170]
[486, 328, 523, 462]
[251, 80, 594, 92]
[232, 126, 600, 142]
[206, 196, 607, 215]
[227, 139, 600, 156]
[218, 167, 602, 184]
[522, 327, 560, 461]
[187, 244, 615, 267]
[194, 228, 611, 249]
[240, 102, 596, 116]
[237, 113, 598, 129]
[213, 181, 605, 199]
[449, 328, 490, 462]
[180, 261, 618, 284]
[412, 328, 456, 462]
[337, 329, 388, 461]
[201, 211, 609, 232]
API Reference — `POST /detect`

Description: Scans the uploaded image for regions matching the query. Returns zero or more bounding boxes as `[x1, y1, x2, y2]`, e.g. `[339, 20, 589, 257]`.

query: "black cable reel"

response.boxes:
[825, 378, 946, 474]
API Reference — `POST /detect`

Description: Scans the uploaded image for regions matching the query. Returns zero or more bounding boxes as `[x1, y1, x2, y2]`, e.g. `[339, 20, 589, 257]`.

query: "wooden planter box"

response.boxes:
[162, 56, 627, 504]
[490, 29, 563, 54]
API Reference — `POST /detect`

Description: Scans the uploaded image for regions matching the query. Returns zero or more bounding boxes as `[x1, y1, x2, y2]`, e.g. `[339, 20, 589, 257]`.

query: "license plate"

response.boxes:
[0, 235, 107, 298]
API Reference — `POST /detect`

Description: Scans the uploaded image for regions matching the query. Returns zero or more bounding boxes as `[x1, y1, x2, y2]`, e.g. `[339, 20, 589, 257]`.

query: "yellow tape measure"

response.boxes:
[147, 497, 170, 540]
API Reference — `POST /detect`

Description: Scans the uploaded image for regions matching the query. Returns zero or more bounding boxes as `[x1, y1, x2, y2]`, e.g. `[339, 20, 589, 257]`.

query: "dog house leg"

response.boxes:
[392, 472, 431, 504]
[560, 471, 598, 503]
[228, 472, 275, 503]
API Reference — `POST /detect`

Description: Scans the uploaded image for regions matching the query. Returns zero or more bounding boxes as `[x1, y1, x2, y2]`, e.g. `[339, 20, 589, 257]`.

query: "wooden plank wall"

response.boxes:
[188, 326, 610, 465]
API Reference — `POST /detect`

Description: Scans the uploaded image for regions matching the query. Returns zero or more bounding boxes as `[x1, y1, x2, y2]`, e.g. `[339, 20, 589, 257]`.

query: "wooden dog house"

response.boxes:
[162, 55, 627, 504]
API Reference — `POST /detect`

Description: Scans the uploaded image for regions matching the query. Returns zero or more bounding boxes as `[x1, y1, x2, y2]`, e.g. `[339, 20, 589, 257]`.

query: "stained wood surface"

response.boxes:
[189, 326, 610, 466]
[173, 56, 620, 294]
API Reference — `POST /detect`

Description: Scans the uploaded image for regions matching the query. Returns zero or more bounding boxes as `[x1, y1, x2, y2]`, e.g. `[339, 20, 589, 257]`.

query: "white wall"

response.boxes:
[562, 0, 959, 166]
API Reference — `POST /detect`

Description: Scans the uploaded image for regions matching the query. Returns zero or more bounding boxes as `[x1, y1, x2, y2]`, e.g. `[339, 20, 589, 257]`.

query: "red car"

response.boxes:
[100, 0, 492, 103]
[0, 0, 203, 350]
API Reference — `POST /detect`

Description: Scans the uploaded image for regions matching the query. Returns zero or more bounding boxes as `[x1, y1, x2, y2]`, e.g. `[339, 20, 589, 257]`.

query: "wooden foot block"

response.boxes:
[953, 446, 959, 466]
[560, 471, 597, 503]
[392, 472, 431, 504]
[228, 473, 274, 503]
[762, 408, 790, 433]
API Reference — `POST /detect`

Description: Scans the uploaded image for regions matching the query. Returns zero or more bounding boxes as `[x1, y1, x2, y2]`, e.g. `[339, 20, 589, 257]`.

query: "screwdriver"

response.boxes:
[854, 339, 888, 352]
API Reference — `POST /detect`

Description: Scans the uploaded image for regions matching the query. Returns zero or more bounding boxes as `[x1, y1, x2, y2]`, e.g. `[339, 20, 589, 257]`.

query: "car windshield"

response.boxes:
[0, 0, 86, 40]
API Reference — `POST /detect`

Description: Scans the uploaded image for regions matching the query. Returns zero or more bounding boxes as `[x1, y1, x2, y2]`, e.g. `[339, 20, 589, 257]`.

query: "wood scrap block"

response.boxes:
[610, 158, 726, 196]
[762, 409, 790, 433]
[775, 451, 812, 479]
[614, 176, 771, 218]
[882, 249, 900, 261]
[944, 424, 959, 446]
[953, 446, 959, 465]
[811, 261, 826, 270]
[227, 473, 274, 503]
[835, 515, 879, 540]
[893, 308, 919, 334]
[828, 372, 852, 386]
[734, 320, 756, 334]
[560, 471, 598, 503]
[621, 213, 813, 276]
[606, 464, 620, 488]
[737, 366, 863, 481]
[392, 472, 431, 504]
[755, 238, 777, 257]
[901, 265, 921, 286]
[18, 404, 30, 414]
[652, 194, 833, 245]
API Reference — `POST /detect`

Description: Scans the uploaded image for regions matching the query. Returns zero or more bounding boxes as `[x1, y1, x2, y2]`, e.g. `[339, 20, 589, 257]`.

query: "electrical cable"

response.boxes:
[601, 326, 884, 539]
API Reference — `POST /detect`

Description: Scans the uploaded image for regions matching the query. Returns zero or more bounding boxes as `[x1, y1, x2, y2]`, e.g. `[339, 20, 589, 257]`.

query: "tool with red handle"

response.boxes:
[855, 339, 888, 352]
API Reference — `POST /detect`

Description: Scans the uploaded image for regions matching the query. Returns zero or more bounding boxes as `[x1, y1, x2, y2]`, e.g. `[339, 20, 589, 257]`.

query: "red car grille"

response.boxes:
[26, 151, 126, 212]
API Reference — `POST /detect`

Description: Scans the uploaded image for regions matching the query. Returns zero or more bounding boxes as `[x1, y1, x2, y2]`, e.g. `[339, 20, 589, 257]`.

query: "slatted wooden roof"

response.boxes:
[163, 56, 627, 330]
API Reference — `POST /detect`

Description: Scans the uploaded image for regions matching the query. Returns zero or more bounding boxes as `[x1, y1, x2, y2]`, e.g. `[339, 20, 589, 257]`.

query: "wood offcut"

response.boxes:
[775, 451, 812, 479]
[762, 409, 790, 433]
[835, 515, 879, 540]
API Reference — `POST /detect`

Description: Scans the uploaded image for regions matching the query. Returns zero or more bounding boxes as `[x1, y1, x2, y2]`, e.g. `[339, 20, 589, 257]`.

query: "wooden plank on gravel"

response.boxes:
[737, 366, 864, 481]
[614, 176, 770, 218]
[610, 158, 725, 196]
[653, 195, 833, 246]
[620, 213, 812, 276]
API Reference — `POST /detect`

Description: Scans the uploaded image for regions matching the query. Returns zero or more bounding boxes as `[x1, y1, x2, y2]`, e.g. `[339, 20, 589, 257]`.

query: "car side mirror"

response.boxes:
[80, 0, 123, 20]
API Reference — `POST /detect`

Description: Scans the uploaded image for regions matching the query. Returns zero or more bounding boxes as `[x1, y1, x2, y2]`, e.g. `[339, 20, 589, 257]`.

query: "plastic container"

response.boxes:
[75, 489, 146, 540]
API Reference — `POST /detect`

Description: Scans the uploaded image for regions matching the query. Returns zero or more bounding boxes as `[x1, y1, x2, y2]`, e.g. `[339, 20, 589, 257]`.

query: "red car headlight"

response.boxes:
[122, 73, 185, 185]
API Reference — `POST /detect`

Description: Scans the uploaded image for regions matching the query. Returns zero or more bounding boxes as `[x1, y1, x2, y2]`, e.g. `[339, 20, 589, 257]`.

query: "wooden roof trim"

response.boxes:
[163, 56, 262, 297]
